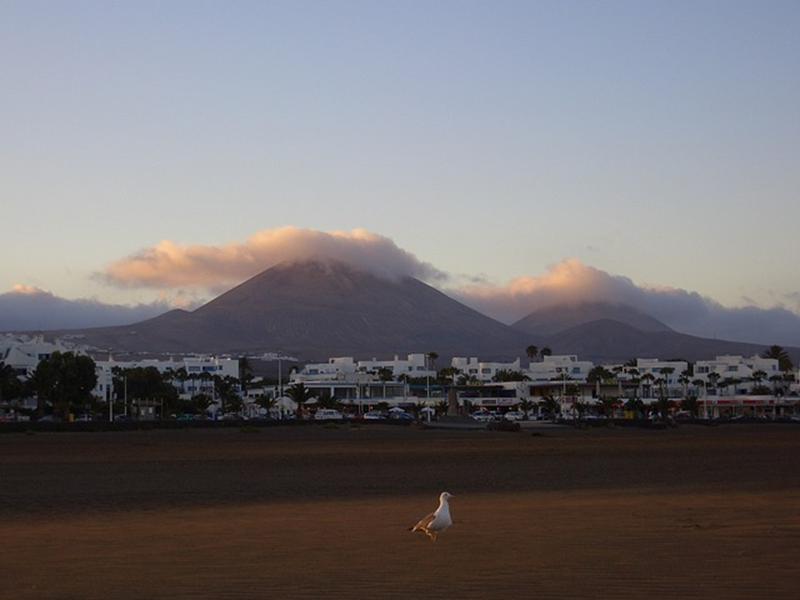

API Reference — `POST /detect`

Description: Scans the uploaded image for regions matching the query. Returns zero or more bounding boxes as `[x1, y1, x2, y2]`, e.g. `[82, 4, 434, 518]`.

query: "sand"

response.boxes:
[1, 424, 799, 599]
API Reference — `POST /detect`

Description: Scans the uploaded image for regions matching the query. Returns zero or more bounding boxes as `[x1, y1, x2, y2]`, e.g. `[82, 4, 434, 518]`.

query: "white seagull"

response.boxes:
[410, 492, 454, 542]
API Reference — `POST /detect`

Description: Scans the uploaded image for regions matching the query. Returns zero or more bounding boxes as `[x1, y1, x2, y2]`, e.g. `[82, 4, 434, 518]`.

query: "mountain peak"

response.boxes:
[512, 301, 672, 337]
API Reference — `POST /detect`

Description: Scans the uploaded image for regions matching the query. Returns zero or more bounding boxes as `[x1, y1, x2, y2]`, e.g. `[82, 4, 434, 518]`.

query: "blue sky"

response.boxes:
[2, 0, 799, 314]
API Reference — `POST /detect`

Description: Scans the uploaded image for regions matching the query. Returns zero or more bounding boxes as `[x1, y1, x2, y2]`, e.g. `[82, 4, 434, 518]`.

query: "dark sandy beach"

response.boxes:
[2, 424, 799, 599]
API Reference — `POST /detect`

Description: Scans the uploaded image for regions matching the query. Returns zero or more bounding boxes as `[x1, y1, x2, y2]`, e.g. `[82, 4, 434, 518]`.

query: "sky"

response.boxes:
[1, 1, 799, 340]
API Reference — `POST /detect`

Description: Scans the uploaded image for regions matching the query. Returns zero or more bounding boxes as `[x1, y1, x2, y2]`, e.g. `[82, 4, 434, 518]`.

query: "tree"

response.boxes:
[660, 367, 675, 393]
[750, 369, 767, 392]
[426, 352, 439, 372]
[437, 367, 461, 384]
[598, 397, 618, 418]
[518, 398, 534, 420]
[678, 371, 691, 398]
[255, 394, 277, 417]
[526, 345, 538, 363]
[681, 396, 699, 417]
[587, 366, 614, 398]
[491, 369, 529, 382]
[707, 372, 721, 393]
[761, 345, 793, 372]
[286, 382, 315, 418]
[122, 366, 179, 417]
[768, 374, 785, 396]
[30, 352, 97, 417]
[317, 390, 338, 410]
[640, 373, 655, 397]
[190, 393, 212, 414]
[540, 347, 552, 358]
[0, 362, 23, 404]
[239, 357, 254, 393]
[376, 367, 393, 399]
[573, 400, 589, 420]
[540, 395, 559, 418]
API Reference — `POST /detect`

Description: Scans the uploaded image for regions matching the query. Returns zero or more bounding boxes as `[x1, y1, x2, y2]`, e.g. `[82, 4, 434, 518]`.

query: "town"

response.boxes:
[2, 334, 798, 424]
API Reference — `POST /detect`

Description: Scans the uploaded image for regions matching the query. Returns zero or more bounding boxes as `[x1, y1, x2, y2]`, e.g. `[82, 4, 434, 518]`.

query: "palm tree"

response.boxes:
[518, 398, 534, 420]
[255, 394, 277, 418]
[526, 345, 538, 364]
[641, 373, 655, 398]
[681, 395, 699, 417]
[599, 397, 618, 419]
[761, 345, 794, 372]
[540, 347, 552, 358]
[286, 382, 315, 418]
[377, 367, 393, 399]
[239, 357, 254, 395]
[678, 372, 690, 399]
[660, 367, 675, 397]
[426, 352, 438, 401]
[750, 369, 767, 392]
[769, 374, 784, 396]
[540, 395, 559, 419]
[707, 372, 721, 393]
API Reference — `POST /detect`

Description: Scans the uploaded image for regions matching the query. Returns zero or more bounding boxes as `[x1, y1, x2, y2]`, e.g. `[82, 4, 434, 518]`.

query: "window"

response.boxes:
[572, 367, 580, 374]
[726, 366, 737, 372]
[481, 368, 492, 374]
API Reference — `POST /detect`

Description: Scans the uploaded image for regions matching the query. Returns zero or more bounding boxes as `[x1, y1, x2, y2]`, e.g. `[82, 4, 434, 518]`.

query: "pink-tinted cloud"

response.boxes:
[97, 227, 445, 289]
[452, 259, 800, 347]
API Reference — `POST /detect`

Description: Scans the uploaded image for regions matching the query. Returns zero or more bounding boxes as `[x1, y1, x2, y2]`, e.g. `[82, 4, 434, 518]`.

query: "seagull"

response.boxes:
[410, 492, 454, 542]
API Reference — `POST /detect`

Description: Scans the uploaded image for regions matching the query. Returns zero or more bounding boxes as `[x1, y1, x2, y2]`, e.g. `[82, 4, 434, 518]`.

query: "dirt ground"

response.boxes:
[2, 424, 799, 599]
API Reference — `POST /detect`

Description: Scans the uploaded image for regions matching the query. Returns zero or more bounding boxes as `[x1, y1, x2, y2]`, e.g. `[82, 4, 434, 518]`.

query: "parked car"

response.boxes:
[471, 411, 494, 422]
[314, 409, 345, 420]
[503, 411, 525, 421]
[363, 410, 388, 420]
[37, 415, 61, 423]
[389, 410, 414, 421]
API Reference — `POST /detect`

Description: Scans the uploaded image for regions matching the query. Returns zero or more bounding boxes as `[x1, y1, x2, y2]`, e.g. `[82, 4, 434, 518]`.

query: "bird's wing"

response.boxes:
[411, 511, 436, 531]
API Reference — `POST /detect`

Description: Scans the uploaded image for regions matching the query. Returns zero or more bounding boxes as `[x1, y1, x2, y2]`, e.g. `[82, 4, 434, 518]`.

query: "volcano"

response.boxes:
[65, 261, 530, 360]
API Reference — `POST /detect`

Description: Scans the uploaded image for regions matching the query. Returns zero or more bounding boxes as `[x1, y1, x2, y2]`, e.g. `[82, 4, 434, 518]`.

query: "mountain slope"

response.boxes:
[512, 302, 672, 336]
[541, 319, 798, 363]
[59, 261, 531, 359]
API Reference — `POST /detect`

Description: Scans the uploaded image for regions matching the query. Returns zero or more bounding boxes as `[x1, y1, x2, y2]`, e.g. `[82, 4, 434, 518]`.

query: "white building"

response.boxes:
[527, 355, 594, 382]
[295, 357, 359, 382]
[634, 359, 688, 384]
[0, 335, 85, 377]
[450, 357, 522, 382]
[694, 355, 780, 392]
[357, 354, 436, 379]
[93, 356, 240, 400]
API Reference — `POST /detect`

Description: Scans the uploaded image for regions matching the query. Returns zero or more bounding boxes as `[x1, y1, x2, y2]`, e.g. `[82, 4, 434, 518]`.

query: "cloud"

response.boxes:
[453, 259, 800, 347]
[97, 227, 445, 289]
[0, 286, 191, 332]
